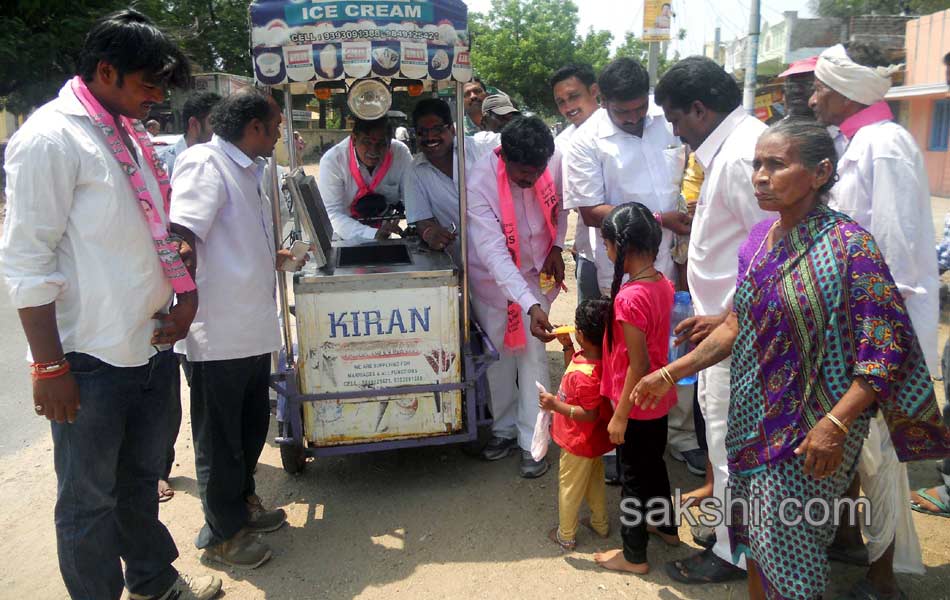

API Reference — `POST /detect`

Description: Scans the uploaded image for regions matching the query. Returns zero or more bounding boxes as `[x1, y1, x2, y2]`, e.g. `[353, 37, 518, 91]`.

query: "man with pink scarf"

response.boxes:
[467, 115, 568, 479]
[0, 10, 220, 600]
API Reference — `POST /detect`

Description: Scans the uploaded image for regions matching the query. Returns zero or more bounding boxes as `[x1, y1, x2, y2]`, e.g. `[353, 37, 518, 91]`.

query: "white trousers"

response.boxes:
[471, 295, 551, 451]
[857, 415, 924, 574]
[697, 360, 746, 569]
[668, 384, 699, 454]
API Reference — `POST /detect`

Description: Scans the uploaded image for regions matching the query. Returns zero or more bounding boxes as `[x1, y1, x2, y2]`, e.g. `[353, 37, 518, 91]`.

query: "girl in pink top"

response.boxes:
[593, 202, 678, 575]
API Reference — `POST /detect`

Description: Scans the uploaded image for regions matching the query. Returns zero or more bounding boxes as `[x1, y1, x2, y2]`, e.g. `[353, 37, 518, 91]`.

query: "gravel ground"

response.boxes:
[2, 205, 950, 600]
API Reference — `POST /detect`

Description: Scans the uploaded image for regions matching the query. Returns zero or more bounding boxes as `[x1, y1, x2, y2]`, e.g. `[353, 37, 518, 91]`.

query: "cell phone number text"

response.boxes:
[289, 29, 439, 44]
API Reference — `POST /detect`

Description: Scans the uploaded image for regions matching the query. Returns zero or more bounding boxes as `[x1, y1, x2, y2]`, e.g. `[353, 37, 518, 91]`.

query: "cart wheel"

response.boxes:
[280, 444, 306, 474]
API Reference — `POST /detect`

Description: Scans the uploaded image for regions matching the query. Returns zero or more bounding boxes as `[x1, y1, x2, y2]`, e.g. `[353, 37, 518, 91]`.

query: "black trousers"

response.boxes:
[162, 358, 183, 481]
[188, 354, 272, 549]
[619, 415, 675, 564]
[692, 382, 707, 453]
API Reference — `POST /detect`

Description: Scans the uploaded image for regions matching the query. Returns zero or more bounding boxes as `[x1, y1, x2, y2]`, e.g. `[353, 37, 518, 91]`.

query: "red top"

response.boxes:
[551, 352, 614, 458]
[601, 277, 677, 420]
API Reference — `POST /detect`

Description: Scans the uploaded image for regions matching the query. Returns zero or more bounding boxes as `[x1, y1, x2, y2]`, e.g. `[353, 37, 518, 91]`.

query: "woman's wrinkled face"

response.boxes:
[752, 133, 829, 213]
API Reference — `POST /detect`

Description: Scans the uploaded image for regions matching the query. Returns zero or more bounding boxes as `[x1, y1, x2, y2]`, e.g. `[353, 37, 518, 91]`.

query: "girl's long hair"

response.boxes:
[601, 202, 662, 347]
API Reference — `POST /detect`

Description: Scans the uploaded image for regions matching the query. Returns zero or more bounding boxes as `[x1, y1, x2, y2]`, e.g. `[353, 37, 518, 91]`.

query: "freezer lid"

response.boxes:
[287, 170, 334, 262]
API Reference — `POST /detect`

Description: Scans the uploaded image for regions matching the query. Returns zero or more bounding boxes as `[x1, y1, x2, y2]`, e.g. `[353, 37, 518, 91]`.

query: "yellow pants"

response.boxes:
[558, 450, 609, 542]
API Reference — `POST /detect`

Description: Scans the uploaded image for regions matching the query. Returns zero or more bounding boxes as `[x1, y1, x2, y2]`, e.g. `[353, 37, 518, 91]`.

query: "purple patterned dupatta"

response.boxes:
[727, 204, 950, 475]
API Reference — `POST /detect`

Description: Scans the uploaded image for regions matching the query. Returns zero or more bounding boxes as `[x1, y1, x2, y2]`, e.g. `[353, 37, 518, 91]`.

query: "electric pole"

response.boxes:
[648, 42, 659, 88]
[742, 0, 761, 113]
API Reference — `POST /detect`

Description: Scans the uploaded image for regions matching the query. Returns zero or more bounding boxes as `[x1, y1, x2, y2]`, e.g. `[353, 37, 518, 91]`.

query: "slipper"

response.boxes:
[664, 548, 746, 584]
[827, 542, 870, 566]
[834, 578, 908, 600]
[548, 527, 576, 552]
[580, 517, 610, 539]
[158, 480, 174, 503]
[910, 488, 950, 518]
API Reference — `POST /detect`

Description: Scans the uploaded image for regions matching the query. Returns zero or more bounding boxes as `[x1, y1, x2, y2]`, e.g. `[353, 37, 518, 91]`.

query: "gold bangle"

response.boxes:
[659, 366, 676, 387]
[825, 413, 849, 435]
[569, 405, 576, 420]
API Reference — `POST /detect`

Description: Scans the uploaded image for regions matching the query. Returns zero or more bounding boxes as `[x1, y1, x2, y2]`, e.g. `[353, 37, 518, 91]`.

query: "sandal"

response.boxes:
[158, 480, 175, 503]
[664, 548, 746, 584]
[834, 578, 908, 600]
[580, 517, 610, 539]
[548, 527, 576, 552]
[910, 488, 950, 518]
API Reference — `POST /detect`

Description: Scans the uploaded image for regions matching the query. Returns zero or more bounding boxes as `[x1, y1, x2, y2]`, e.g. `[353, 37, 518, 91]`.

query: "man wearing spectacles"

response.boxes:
[402, 98, 499, 264]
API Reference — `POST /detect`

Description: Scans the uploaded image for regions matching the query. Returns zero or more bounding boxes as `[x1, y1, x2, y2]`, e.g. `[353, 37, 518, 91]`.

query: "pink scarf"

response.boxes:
[495, 148, 559, 351]
[70, 76, 196, 294]
[347, 138, 393, 218]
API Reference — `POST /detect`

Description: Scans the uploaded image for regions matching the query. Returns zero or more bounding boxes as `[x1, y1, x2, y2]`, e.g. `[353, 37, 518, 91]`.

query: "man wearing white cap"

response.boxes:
[810, 41, 934, 600]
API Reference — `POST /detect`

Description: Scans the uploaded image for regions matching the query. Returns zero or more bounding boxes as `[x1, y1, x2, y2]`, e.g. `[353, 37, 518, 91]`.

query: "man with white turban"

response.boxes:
[809, 41, 935, 600]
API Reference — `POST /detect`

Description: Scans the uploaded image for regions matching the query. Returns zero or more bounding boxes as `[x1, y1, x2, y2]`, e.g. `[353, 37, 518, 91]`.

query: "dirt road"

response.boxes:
[2, 214, 950, 600]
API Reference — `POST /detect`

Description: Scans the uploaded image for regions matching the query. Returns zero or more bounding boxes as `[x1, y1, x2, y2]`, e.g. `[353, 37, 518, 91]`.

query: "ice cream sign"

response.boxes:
[250, 0, 471, 84]
[286, 1, 433, 26]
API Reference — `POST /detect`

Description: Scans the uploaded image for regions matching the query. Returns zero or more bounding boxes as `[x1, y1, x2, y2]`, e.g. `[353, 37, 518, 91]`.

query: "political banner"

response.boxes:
[643, 0, 672, 42]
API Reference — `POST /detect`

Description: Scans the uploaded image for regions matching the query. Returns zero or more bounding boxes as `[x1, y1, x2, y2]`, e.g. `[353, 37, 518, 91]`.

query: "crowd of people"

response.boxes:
[2, 7, 950, 600]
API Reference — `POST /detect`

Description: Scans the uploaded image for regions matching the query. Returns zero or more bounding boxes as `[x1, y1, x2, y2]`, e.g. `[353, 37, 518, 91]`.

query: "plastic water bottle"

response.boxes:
[668, 291, 698, 385]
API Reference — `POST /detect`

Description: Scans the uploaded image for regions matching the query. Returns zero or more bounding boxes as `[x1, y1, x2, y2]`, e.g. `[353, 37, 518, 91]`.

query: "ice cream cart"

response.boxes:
[249, 0, 496, 473]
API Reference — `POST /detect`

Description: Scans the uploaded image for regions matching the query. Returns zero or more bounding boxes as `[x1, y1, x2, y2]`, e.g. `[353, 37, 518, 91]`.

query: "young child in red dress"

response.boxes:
[593, 202, 679, 574]
[539, 298, 613, 551]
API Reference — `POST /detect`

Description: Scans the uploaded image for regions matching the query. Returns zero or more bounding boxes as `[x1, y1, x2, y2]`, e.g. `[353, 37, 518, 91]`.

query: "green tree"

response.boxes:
[575, 27, 614, 75]
[0, 0, 250, 114]
[158, 0, 252, 77]
[810, 0, 950, 17]
[613, 32, 681, 79]
[470, 0, 613, 116]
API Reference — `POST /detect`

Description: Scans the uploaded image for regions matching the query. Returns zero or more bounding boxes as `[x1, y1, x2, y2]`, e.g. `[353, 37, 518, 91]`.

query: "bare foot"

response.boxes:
[580, 517, 610, 539]
[158, 479, 174, 503]
[593, 548, 649, 574]
[647, 525, 680, 546]
[681, 482, 713, 503]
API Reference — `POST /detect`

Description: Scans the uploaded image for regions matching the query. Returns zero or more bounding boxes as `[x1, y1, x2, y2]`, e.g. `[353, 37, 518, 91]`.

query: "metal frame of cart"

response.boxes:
[249, 0, 495, 472]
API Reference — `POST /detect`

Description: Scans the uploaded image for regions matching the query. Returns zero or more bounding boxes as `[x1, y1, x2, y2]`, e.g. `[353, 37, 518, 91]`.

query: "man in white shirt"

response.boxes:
[564, 57, 689, 297]
[548, 63, 601, 303]
[655, 55, 768, 584]
[317, 117, 412, 242]
[171, 90, 302, 570]
[403, 98, 499, 265]
[463, 78, 488, 135]
[467, 116, 567, 478]
[0, 10, 220, 600]
[156, 91, 221, 179]
[809, 42, 934, 600]
[152, 90, 221, 504]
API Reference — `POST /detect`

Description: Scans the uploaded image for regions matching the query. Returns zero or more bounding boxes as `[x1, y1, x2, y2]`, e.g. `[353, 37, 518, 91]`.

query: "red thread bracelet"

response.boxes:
[32, 362, 70, 381]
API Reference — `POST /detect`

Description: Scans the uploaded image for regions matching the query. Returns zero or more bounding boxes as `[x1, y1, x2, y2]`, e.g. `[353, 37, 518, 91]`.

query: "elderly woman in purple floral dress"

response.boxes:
[633, 119, 950, 600]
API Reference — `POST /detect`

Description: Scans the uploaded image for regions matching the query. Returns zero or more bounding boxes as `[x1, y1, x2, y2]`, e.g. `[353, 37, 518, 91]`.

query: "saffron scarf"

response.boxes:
[495, 148, 559, 351]
[347, 138, 393, 219]
[70, 76, 196, 294]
